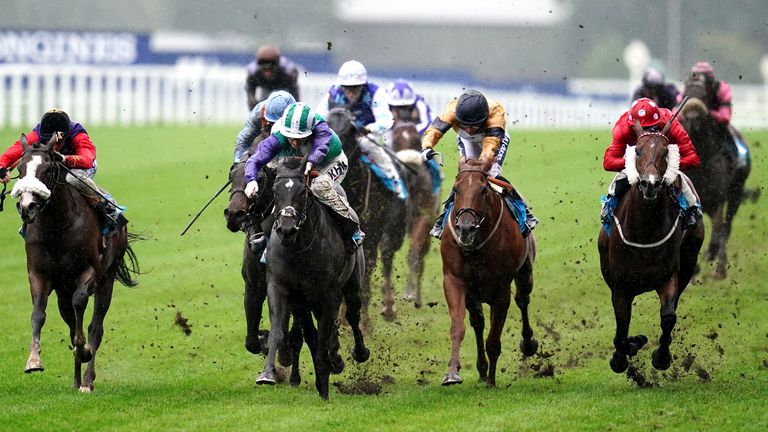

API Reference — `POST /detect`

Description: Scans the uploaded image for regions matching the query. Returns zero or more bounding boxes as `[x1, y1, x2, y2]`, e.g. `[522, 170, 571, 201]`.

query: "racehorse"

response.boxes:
[598, 121, 704, 374]
[680, 78, 752, 279]
[255, 157, 370, 399]
[388, 119, 440, 314]
[11, 134, 140, 392]
[325, 107, 407, 326]
[440, 158, 538, 387]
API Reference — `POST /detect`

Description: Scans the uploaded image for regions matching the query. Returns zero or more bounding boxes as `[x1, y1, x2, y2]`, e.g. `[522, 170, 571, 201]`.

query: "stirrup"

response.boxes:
[351, 229, 365, 247]
[430, 225, 443, 239]
[249, 232, 266, 254]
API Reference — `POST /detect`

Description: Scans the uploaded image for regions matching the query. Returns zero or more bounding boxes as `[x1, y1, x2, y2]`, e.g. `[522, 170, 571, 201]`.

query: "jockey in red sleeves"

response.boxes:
[601, 98, 702, 229]
[0, 109, 125, 236]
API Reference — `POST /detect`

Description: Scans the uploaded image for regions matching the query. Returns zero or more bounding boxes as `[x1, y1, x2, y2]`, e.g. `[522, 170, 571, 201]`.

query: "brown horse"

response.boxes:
[680, 78, 752, 279]
[440, 158, 538, 387]
[11, 134, 139, 392]
[380, 120, 440, 316]
[598, 122, 704, 374]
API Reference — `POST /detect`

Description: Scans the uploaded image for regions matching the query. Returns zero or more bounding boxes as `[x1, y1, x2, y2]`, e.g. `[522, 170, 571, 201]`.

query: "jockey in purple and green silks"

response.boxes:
[244, 102, 364, 255]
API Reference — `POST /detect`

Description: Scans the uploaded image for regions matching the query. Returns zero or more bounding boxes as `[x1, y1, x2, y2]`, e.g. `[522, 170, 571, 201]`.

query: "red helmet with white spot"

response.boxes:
[627, 98, 661, 127]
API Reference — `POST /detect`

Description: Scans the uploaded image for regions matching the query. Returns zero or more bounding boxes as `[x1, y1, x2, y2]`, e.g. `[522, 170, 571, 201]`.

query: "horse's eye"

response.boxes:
[635, 148, 640, 156]
[480, 186, 488, 195]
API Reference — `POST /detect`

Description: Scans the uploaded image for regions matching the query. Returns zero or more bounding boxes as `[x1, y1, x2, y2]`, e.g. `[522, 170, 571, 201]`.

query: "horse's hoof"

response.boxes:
[627, 335, 648, 355]
[255, 371, 276, 385]
[712, 270, 726, 280]
[442, 372, 463, 386]
[290, 371, 301, 387]
[520, 336, 539, 357]
[244, 336, 262, 355]
[610, 352, 629, 373]
[403, 291, 416, 302]
[380, 305, 397, 322]
[79, 385, 93, 394]
[352, 345, 370, 363]
[24, 359, 44, 373]
[652, 348, 672, 370]
[330, 355, 345, 374]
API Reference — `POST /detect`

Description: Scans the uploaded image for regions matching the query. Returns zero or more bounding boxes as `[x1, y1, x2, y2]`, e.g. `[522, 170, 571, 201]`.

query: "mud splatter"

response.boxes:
[174, 311, 192, 336]
[626, 365, 654, 388]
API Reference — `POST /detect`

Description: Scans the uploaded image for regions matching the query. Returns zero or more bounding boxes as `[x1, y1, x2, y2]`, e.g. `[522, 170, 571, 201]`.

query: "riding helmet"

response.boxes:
[627, 98, 660, 127]
[265, 90, 297, 123]
[455, 90, 489, 126]
[39, 109, 71, 142]
[256, 45, 280, 65]
[279, 102, 316, 138]
[336, 60, 367, 86]
[386, 80, 416, 106]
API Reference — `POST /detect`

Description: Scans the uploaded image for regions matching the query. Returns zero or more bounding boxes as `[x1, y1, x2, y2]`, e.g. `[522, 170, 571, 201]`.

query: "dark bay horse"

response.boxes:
[598, 122, 704, 374]
[11, 134, 140, 392]
[256, 158, 370, 399]
[440, 158, 538, 387]
[681, 79, 751, 279]
[387, 120, 440, 314]
[325, 108, 407, 326]
[225, 151, 314, 386]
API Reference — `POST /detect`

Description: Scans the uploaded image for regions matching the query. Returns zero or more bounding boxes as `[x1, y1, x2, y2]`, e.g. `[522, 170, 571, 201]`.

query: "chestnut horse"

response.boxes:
[382, 120, 440, 315]
[440, 158, 538, 387]
[680, 78, 752, 279]
[11, 134, 140, 392]
[598, 122, 704, 374]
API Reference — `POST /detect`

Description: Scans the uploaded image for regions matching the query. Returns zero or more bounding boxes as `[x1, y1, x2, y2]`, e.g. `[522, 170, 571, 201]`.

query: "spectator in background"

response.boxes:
[632, 68, 679, 110]
[245, 45, 300, 111]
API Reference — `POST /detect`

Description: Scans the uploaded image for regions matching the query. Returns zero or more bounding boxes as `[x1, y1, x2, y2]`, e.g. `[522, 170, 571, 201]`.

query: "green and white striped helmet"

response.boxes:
[279, 102, 315, 138]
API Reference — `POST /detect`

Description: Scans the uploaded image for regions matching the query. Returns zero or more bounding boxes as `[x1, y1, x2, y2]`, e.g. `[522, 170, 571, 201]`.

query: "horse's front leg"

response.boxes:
[243, 257, 268, 355]
[314, 305, 334, 400]
[486, 288, 511, 388]
[442, 272, 466, 386]
[466, 297, 487, 383]
[55, 285, 80, 387]
[652, 275, 679, 370]
[72, 267, 97, 365]
[80, 279, 115, 393]
[256, 285, 288, 385]
[609, 290, 647, 373]
[379, 232, 399, 321]
[25, 272, 52, 373]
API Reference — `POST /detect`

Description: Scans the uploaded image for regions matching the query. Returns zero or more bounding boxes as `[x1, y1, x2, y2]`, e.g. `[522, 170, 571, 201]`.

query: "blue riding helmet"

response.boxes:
[265, 91, 297, 123]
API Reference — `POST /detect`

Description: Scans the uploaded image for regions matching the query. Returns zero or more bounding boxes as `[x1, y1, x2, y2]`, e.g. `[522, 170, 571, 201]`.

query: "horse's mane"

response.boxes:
[281, 157, 303, 170]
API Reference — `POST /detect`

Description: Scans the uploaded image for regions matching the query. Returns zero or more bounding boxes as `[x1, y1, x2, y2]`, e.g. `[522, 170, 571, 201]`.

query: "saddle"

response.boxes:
[358, 137, 408, 200]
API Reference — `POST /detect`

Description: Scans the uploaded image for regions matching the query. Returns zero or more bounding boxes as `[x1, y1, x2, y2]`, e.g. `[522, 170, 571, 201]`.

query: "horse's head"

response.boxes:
[11, 134, 62, 223]
[326, 107, 358, 155]
[392, 121, 421, 154]
[272, 157, 310, 246]
[451, 158, 491, 248]
[224, 153, 275, 233]
[626, 121, 680, 201]
[680, 76, 710, 122]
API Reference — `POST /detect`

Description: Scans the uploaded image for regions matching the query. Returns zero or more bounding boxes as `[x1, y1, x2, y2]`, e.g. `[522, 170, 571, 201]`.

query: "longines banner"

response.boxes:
[0, 30, 251, 65]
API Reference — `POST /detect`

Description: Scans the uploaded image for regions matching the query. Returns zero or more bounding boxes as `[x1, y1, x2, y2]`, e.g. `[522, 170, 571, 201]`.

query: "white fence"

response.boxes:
[1, 64, 766, 130]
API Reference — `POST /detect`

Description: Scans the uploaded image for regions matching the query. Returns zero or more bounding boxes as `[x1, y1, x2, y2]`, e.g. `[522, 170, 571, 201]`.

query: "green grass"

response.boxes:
[0, 125, 766, 431]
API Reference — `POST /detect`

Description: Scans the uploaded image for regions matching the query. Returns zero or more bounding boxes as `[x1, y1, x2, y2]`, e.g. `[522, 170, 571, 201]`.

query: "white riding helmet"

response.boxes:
[336, 60, 367, 86]
[279, 102, 316, 139]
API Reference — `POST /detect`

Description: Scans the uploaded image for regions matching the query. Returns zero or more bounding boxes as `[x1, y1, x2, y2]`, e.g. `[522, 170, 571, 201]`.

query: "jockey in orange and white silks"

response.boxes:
[601, 98, 702, 231]
[0, 109, 124, 236]
[420, 89, 538, 239]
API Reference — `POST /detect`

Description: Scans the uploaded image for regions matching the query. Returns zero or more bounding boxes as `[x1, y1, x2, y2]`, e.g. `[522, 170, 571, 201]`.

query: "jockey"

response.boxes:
[632, 68, 679, 110]
[243, 102, 364, 255]
[385, 79, 433, 135]
[687, 61, 748, 167]
[601, 98, 702, 230]
[245, 45, 300, 111]
[233, 90, 296, 163]
[315, 60, 393, 143]
[0, 109, 124, 236]
[420, 89, 538, 239]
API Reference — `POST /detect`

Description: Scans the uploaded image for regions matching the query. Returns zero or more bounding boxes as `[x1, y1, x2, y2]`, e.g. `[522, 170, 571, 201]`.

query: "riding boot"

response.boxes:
[601, 175, 630, 226]
[682, 206, 703, 229]
[251, 212, 275, 261]
[430, 191, 455, 239]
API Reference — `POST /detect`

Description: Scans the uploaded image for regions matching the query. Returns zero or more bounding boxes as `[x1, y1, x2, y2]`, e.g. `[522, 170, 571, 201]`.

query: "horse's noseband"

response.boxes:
[454, 207, 485, 229]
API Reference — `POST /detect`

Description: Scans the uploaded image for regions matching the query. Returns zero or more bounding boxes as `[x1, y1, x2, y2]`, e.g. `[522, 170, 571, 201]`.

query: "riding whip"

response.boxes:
[661, 96, 690, 135]
[180, 178, 232, 236]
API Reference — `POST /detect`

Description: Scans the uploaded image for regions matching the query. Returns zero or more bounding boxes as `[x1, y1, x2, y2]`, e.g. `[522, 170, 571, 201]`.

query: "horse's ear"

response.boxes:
[633, 120, 644, 137]
[20, 133, 28, 152]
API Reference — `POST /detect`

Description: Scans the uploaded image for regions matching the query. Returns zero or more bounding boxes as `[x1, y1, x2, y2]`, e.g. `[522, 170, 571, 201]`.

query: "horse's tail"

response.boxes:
[116, 231, 143, 287]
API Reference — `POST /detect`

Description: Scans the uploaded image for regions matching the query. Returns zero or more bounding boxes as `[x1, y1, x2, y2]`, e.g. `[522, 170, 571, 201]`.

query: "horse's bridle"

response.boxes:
[274, 173, 313, 231]
[452, 167, 489, 229]
[635, 132, 669, 177]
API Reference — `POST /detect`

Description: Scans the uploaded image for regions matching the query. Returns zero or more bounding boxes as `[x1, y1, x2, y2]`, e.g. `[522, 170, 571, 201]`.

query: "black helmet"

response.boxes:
[455, 90, 489, 126]
[39, 109, 71, 142]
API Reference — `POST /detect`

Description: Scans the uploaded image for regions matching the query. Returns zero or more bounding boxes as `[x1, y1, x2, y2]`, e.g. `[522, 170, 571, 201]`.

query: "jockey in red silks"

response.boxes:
[0, 109, 124, 236]
[601, 98, 702, 230]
